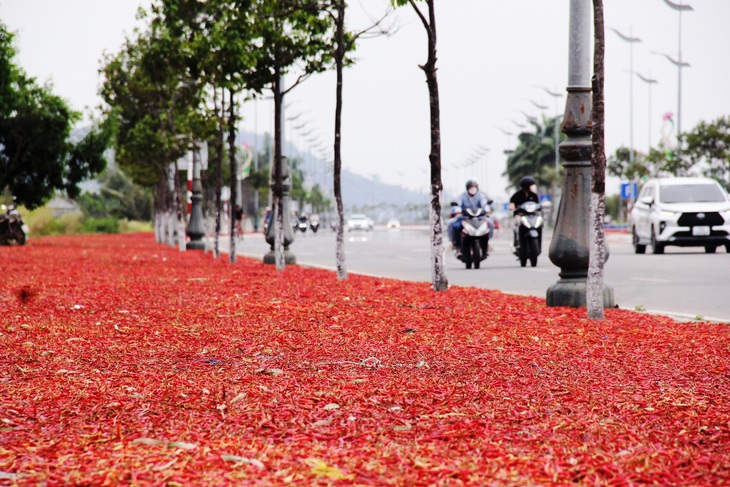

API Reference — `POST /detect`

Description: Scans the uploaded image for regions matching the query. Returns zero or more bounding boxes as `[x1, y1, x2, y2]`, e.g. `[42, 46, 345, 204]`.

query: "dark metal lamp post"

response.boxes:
[263, 156, 296, 265]
[186, 151, 205, 250]
[546, 0, 615, 308]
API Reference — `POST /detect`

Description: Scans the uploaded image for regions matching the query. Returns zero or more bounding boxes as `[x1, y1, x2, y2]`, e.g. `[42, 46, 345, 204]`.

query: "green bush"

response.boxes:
[82, 217, 120, 234]
[119, 219, 153, 233]
[23, 206, 150, 236]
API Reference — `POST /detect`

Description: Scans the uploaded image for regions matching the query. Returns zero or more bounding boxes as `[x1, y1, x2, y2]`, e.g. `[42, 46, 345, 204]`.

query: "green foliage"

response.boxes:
[23, 205, 146, 236]
[76, 170, 152, 221]
[607, 146, 653, 182]
[82, 217, 120, 234]
[505, 116, 563, 190]
[100, 11, 203, 190]
[0, 21, 109, 209]
[613, 117, 730, 186]
[683, 116, 730, 189]
[308, 184, 331, 214]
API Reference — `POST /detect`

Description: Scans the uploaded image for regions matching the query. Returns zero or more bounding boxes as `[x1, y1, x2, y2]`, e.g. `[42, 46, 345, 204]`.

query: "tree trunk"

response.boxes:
[153, 174, 169, 243]
[333, 0, 348, 280]
[588, 0, 606, 320]
[273, 72, 286, 270]
[415, 0, 448, 291]
[228, 89, 238, 264]
[213, 88, 225, 260]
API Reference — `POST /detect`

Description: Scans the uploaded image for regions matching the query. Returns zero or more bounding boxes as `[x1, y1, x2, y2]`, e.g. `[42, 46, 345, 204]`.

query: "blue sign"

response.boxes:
[621, 182, 638, 200]
[539, 194, 552, 203]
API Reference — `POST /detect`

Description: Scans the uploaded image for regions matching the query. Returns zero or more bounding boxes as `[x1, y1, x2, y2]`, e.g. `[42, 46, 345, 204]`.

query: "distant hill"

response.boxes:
[236, 131, 428, 213]
[75, 126, 430, 220]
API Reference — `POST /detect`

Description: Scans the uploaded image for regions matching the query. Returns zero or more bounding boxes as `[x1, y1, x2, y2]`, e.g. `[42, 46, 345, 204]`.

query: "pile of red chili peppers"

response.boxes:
[1, 233, 728, 485]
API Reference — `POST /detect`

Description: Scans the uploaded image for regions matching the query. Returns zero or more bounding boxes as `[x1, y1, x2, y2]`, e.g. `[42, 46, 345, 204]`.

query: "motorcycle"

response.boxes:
[514, 201, 544, 267]
[309, 214, 320, 233]
[296, 215, 308, 233]
[459, 207, 491, 269]
[0, 203, 27, 246]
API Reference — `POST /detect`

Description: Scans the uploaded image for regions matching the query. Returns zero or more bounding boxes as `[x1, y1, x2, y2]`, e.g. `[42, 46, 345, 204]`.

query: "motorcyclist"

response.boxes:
[509, 176, 540, 255]
[451, 180, 493, 259]
[446, 201, 462, 250]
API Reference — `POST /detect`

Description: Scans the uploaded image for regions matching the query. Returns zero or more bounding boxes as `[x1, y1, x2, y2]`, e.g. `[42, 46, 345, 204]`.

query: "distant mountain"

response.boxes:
[236, 130, 428, 212]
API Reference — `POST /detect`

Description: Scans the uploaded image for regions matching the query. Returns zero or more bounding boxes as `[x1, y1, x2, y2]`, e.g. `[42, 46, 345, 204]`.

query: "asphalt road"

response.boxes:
[228, 225, 730, 323]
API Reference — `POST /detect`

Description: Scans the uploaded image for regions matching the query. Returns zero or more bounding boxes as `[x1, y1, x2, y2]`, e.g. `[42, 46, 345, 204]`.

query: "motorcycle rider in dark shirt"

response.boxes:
[509, 176, 540, 255]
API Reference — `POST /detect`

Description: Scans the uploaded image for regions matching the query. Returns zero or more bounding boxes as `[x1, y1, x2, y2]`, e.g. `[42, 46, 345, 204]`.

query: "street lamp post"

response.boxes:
[635, 72, 659, 150]
[186, 149, 206, 250]
[609, 27, 641, 164]
[539, 87, 564, 225]
[660, 0, 693, 146]
[264, 76, 296, 266]
[546, 0, 615, 308]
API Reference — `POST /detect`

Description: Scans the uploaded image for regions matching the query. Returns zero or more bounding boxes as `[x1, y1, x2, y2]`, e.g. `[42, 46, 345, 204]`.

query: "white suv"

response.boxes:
[630, 177, 730, 254]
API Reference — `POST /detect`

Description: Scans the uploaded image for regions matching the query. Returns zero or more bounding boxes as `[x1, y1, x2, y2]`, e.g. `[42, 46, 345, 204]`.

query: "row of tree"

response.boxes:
[505, 114, 730, 196]
[608, 116, 730, 190]
[98, 0, 373, 271]
[0, 22, 110, 210]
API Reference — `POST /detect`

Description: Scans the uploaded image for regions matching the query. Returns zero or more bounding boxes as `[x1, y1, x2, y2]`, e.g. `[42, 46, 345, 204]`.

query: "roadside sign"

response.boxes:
[621, 182, 638, 200]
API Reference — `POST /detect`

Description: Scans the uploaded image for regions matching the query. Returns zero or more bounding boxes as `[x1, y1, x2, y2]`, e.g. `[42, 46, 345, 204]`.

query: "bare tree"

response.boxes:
[587, 0, 607, 320]
[326, 0, 391, 280]
[393, 0, 448, 291]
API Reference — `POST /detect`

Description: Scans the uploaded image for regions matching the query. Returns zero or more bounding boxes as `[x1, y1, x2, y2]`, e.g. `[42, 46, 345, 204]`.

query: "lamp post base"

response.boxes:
[186, 239, 206, 251]
[263, 249, 296, 265]
[546, 278, 615, 308]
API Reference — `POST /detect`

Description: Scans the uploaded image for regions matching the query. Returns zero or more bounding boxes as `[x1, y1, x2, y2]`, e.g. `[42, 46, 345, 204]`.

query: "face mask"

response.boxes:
[468, 187, 477, 196]
[529, 184, 537, 193]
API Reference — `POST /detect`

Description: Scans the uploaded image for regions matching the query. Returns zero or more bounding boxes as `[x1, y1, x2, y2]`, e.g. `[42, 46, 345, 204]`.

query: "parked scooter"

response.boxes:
[514, 201, 543, 267]
[0, 202, 27, 245]
[309, 214, 320, 233]
[459, 207, 491, 269]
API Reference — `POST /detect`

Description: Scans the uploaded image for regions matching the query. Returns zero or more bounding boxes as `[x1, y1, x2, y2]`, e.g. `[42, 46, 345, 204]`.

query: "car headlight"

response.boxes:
[659, 210, 678, 218]
[724, 210, 730, 223]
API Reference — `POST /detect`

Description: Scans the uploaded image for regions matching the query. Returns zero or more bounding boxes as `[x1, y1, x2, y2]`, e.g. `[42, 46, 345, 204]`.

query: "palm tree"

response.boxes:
[505, 116, 563, 191]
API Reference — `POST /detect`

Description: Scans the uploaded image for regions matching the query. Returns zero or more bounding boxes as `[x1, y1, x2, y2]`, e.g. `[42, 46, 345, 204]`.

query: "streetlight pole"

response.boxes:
[264, 75, 296, 266]
[609, 27, 641, 164]
[660, 0, 693, 146]
[186, 148, 206, 250]
[538, 87, 564, 226]
[635, 72, 659, 150]
[546, 0, 615, 308]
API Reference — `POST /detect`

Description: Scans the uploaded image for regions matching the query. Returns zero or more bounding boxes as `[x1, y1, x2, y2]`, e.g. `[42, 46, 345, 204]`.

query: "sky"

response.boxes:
[2, 0, 729, 201]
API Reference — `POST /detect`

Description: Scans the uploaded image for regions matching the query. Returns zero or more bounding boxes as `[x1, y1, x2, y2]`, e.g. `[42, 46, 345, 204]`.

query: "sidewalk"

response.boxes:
[2, 233, 729, 485]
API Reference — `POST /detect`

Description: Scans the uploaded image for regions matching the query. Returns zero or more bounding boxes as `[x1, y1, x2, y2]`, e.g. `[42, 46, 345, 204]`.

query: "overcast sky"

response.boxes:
[2, 0, 729, 200]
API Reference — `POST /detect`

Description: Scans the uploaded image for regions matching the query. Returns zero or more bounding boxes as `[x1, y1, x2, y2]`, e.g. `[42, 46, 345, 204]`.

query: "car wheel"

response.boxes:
[651, 228, 665, 255]
[632, 227, 646, 254]
[705, 245, 717, 254]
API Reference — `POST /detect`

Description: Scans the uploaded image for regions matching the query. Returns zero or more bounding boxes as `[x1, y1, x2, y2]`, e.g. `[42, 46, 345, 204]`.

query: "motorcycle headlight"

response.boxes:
[535, 216, 544, 227]
[520, 216, 529, 227]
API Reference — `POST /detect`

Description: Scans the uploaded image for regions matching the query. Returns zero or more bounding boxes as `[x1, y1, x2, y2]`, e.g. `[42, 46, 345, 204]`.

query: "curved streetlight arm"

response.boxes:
[662, 0, 693, 11]
[608, 27, 641, 43]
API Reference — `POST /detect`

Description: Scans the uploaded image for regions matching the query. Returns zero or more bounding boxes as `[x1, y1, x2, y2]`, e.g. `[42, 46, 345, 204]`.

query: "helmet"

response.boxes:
[465, 179, 478, 190]
[520, 176, 536, 191]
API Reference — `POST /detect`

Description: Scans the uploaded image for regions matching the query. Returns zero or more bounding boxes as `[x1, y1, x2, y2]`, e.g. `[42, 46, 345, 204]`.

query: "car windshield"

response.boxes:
[659, 184, 726, 203]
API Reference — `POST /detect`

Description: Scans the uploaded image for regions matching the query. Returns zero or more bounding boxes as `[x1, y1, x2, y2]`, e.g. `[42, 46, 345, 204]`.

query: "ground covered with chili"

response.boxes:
[1, 233, 728, 486]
